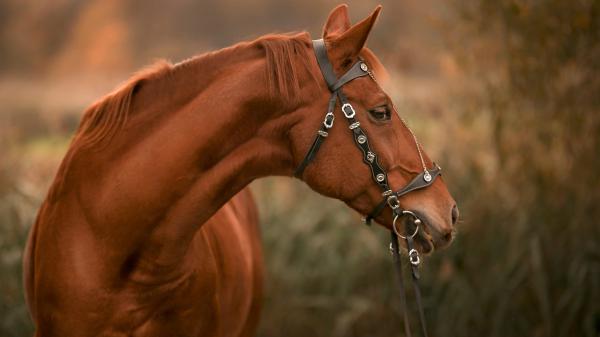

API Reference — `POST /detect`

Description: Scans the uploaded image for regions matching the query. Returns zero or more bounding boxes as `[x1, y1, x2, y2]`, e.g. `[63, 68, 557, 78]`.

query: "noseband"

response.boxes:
[294, 39, 441, 337]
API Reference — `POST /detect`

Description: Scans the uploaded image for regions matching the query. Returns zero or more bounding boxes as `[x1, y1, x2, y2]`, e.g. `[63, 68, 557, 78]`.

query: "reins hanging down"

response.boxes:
[294, 38, 442, 337]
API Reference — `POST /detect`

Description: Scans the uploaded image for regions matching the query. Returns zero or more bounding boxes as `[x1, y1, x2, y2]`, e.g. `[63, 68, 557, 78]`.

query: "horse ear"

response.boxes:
[323, 4, 351, 38]
[331, 5, 382, 57]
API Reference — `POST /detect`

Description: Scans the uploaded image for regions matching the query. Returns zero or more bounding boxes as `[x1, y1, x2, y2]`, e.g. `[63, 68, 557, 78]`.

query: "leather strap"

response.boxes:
[391, 210, 430, 337]
[294, 92, 337, 177]
[312, 39, 337, 89]
[337, 91, 391, 192]
[364, 165, 442, 225]
[294, 41, 369, 178]
[396, 165, 442, 198]
[406, 233, 429, 337]
[331, 61, 369, 91]
[391, 231, 413, 337]
[293, 126, 328, 177]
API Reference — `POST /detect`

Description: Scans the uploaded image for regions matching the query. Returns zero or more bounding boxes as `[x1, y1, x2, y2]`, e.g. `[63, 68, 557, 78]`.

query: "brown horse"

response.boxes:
[24, 4, 458, 337]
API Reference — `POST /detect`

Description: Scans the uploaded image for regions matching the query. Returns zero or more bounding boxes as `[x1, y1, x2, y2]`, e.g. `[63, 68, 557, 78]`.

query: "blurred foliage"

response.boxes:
[1, 0, 599, 337]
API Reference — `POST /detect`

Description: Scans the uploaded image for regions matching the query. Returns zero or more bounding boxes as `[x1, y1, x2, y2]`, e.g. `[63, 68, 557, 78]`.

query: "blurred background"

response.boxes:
[1, 0, 598, 336]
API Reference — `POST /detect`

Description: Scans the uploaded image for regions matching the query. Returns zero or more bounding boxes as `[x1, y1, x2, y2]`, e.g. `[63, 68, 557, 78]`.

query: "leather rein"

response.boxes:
[294, 39, 441, 337]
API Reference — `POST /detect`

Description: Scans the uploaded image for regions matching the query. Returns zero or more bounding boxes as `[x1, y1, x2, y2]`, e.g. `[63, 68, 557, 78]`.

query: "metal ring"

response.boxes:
[401, 210, 420, 219]
[392, 214, 420, 240]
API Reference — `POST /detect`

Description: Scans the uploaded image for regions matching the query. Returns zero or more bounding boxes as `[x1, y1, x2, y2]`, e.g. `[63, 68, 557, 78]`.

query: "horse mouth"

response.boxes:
[412, 211, 455, 254]
[394, 214, 435, 255]
[415, 223, 435, 254]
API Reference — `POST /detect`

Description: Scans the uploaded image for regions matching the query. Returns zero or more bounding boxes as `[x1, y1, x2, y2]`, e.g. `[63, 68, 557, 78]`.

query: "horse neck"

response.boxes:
[75, 42, 305, 237]
[150, 48, 298, 195]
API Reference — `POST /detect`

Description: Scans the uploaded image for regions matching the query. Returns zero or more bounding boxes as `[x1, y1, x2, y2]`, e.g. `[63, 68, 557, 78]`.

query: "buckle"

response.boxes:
[323, 112, 334, 129]
[341, 103, 355, 118]
[408, 249, 420, 266]
[387, 195, 400, 209]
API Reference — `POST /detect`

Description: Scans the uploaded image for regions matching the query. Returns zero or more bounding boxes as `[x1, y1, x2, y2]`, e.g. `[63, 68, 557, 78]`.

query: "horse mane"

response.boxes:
[77, 61, 173, 151]
[258, 32, 317, 105]
[48, 61, 173, 201]
[48, 33, 314, 202]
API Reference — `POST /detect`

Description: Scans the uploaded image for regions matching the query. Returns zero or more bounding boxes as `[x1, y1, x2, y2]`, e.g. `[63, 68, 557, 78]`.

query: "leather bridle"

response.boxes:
[294, 39, 441, 337]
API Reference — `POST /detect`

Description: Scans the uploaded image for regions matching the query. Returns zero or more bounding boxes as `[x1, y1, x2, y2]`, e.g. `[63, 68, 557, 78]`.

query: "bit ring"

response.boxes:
[392, 214, 420, 239]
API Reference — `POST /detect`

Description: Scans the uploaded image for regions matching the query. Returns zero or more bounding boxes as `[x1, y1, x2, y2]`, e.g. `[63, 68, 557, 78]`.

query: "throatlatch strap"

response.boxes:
[293, 126, 328, 177]
[294, 92, 338, 178]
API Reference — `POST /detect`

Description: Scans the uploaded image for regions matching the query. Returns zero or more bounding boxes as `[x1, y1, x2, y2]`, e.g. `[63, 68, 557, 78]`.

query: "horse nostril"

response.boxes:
[443, 230, 453, 243]
[451, 204, 459, 225]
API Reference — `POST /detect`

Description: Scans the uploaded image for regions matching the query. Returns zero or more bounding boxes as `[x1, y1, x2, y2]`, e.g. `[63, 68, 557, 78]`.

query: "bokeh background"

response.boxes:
[1, 0, 598, 336]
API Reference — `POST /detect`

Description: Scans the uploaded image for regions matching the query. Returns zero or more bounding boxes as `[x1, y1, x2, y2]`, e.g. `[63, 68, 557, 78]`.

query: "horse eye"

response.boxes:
[369, 106, 391, 121]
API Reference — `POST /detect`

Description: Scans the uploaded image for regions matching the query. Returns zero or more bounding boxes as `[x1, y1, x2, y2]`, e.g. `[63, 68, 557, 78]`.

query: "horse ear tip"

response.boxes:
[373, 5, 383, 16]
[331, 3, 349, 14]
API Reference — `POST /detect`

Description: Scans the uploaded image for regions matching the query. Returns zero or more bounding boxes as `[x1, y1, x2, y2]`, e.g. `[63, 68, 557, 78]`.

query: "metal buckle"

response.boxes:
[387, 195, 400, 209]
[342, 103, 355, 118]
[408, 249, 420, 266]
[323, 112, 334, 129]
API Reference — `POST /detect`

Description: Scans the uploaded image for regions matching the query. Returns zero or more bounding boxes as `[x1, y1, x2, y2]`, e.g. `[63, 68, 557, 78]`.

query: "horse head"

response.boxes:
[291, 5, 458, 253]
